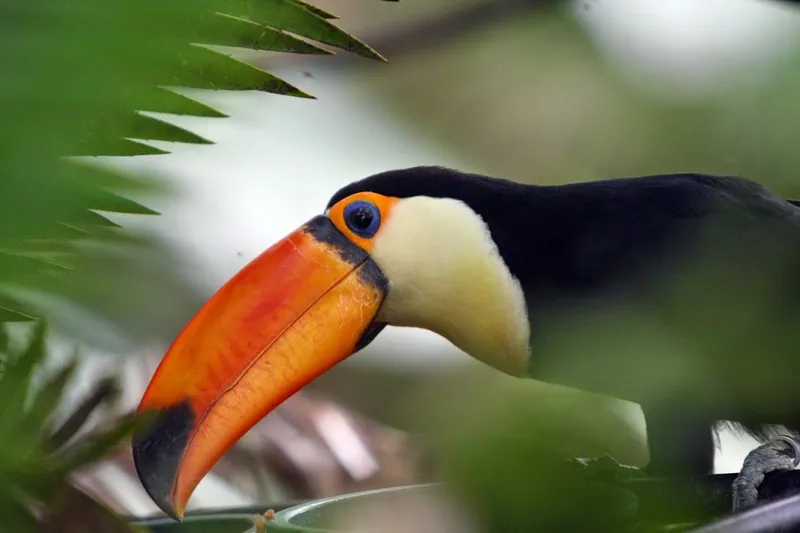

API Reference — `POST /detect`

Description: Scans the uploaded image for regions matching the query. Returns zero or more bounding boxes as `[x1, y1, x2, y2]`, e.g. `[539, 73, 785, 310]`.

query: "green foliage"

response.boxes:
[0, 322, 136, 532]
[0, 0, 385, 329]
[0, 1, 387, 531]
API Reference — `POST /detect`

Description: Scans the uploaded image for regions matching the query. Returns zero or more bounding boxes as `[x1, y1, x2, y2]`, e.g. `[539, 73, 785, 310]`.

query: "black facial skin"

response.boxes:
[304, 215, 389, 352]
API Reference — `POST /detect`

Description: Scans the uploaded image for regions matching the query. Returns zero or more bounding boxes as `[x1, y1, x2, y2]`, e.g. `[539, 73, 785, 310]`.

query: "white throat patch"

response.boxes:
[370, 196, 531, 376]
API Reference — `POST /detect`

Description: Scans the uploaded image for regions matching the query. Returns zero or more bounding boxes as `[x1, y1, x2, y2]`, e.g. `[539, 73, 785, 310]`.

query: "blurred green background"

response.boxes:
[4, 0, 800, 531]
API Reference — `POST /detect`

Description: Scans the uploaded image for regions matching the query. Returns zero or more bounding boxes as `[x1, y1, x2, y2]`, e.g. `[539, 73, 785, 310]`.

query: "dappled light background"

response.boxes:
[28, 0, 800, 522]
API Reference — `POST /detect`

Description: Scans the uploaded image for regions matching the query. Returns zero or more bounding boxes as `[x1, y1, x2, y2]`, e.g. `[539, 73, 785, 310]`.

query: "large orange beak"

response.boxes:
[132, 215, 388, 520]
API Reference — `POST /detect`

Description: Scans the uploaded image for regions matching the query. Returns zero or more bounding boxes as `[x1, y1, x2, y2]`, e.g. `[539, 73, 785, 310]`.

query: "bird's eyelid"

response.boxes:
[328, 192, 399, 219]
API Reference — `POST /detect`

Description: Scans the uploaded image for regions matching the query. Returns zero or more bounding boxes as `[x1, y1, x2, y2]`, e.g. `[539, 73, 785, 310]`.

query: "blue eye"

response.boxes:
[343, 200, 381, 238]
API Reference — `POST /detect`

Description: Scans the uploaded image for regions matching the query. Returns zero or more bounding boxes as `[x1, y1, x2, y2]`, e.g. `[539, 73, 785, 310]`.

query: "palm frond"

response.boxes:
[0, 322, 141, 532]
[0, 3, 389, 530]
[0, 0, 387, 327]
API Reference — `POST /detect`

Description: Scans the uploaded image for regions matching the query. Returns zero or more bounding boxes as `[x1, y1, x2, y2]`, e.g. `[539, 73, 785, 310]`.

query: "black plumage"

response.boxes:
[329, 166, 800, 478]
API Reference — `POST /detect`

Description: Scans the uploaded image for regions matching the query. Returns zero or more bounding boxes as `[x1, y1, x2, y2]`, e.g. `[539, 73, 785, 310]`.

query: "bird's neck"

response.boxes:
[373, 194, 533, 377]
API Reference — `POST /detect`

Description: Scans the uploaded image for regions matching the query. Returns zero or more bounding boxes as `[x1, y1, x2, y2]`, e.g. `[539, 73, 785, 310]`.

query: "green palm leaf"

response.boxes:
[0, 0, 387, 327]
[0, 3, 389, 530]
[0, 322, 142, 532]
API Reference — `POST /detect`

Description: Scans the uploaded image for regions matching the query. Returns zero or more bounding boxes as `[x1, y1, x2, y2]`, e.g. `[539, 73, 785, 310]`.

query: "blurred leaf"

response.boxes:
[64, 210, 122, 230]
[0, 306, 39, 323]
[126, 113, 213, 146]
[0, 322, 47, 440]
[0, 324, 8, 352]
[54, 412, 136, 472]
[39, 483, 144, 533]
[0, 497, 39, 533]
[0, 0, 389, 531]
[197, 13, 334, 55]
[0, 323, 143, 532]
[289, 0, 338, 19]
[29, 357, 79, 431]
[84, 192, 160, 217]
[48, 377, 120, 451]
[162, 44, 311, 95]
[0, 323, 57, 505]
[226, 0, 386, 60]
[0, 0, 385, 330]
[131, 87, 229, 118]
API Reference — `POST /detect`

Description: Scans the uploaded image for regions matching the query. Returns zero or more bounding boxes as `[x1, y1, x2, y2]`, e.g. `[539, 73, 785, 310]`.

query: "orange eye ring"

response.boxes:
[327, 192, 398, 253]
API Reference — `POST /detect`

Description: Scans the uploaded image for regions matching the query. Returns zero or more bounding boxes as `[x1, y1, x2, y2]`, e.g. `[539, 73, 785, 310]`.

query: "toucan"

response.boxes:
[132, 166, 800, 520]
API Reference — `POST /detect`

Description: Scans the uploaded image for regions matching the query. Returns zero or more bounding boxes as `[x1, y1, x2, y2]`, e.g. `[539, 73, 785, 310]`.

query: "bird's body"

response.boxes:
[133, 167, 800, 518]
[333, 168, 800, 476]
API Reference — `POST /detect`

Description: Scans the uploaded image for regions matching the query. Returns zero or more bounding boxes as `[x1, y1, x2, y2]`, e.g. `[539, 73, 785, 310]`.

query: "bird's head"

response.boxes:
[132, 166, 532, 519]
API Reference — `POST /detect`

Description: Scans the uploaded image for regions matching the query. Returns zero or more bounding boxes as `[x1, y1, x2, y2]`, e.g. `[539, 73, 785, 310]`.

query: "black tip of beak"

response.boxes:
[132, 401, 195, 521]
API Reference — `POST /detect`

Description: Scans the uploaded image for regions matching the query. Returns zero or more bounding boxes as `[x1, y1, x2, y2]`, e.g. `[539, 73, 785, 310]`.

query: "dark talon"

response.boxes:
[732, 435, 800, 512]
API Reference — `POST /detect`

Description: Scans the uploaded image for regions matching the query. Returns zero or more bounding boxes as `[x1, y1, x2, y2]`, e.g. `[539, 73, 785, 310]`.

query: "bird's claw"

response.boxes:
[732, 435, 800, 512]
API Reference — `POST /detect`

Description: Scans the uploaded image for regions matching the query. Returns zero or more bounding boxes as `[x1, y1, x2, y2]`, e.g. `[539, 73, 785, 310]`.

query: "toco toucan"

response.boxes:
[131, 166, 800, 519]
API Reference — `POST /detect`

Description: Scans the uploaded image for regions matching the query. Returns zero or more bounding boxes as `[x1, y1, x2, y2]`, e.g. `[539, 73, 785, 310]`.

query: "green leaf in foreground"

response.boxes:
[0, 322, 141, 532]
[0, 0, 386, 325]
[0, 1, 391, 531]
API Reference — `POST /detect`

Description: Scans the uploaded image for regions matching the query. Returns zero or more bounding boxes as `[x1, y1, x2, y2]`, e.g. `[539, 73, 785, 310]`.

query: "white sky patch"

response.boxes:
[573, 0, 800, 98]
